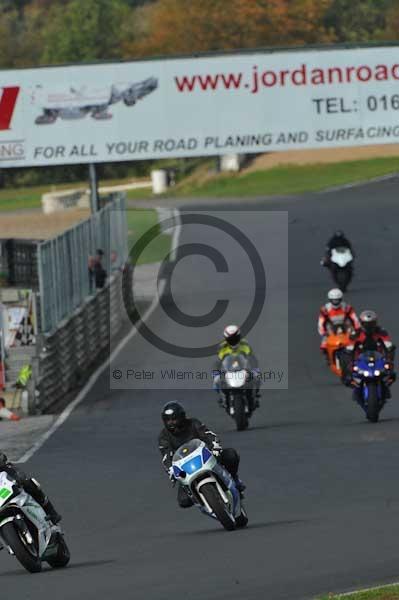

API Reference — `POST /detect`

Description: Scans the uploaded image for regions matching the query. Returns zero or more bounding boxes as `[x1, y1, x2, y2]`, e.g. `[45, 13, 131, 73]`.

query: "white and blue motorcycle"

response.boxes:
[172, 439, 248, 531]
[0, 471, 70, 573]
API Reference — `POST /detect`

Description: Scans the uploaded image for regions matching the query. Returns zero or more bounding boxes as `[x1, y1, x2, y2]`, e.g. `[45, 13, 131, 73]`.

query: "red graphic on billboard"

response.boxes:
[0, 86, 20, 130]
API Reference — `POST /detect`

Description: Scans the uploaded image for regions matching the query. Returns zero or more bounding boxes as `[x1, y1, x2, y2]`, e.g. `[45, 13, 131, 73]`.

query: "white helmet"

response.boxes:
[327, 288, 343, 307]
[223, 324, 241, 347]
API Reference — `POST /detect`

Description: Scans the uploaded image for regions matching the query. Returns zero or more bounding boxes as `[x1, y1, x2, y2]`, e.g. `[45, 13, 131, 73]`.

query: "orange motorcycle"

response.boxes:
[325, 325, 351, 377]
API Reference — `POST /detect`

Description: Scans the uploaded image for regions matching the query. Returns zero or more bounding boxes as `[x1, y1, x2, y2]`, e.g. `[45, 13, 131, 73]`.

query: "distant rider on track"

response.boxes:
[318, 288, 360, 361]
[212, 325, 261, 406]
[342, 310, 396, 395]
[321, 230, 354, 267]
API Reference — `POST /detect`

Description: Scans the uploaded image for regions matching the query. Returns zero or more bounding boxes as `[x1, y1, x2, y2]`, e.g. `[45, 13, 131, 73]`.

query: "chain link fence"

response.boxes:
[38, 194, 128, 333]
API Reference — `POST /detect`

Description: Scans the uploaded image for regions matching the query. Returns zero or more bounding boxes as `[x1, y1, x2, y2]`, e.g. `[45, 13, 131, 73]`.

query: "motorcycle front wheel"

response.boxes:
[233, 393, 248, 431]
[1, 522, 42, 573]
[333, 267, 352, 292]
[366, 382, 381, 423]
[200, 483, 236, 531]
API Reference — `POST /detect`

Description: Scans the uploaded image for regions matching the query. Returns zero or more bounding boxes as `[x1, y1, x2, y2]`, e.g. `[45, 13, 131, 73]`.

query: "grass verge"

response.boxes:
[2, 156, 399, 212]
[126, 209, 171, 266]
[318, 583, 399, 599]
[0, 178, 152, 212]
[176, 156, 399, 197]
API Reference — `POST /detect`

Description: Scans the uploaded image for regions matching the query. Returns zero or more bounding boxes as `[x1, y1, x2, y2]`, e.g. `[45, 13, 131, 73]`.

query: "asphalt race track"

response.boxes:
[2, 177, 399, 599]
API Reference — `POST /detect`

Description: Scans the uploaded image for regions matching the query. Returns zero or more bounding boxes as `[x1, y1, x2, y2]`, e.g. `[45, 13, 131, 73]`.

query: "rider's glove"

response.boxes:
[167, 466, 175, 482]
[211, 441, 223, 457]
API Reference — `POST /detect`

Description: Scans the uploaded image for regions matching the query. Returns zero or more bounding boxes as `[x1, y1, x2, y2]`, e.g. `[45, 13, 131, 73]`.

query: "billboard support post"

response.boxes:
[89, 163, 98, 213]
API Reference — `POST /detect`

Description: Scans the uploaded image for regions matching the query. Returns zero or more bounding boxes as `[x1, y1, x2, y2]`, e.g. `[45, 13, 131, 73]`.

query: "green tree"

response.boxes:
[123, 0, 334, 59]
[0, 9, 20, 67]
[41, 0, 129, 64]
[323, 0, 395, 42]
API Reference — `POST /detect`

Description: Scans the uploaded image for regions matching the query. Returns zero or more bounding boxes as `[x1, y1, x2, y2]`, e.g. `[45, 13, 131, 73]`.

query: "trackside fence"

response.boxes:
[38, 194, 128, 334]
[32, 194, 131, 412]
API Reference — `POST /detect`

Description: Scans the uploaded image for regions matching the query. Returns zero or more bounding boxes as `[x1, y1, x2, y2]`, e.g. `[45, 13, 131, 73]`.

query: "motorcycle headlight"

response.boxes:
[363, 370, 370, 377]
[225, 370, 247, 388]
[374, 370, 381, 376]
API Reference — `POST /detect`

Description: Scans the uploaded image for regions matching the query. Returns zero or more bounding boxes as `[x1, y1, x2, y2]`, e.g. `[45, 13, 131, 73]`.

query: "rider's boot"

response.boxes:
[43, 497, 62, 524]
[321, 348, 329, 365]
[233, 477, 246, 496]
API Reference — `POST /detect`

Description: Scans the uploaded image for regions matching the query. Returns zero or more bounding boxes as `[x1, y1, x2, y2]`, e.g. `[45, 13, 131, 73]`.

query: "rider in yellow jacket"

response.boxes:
[213, 325, 261, 406]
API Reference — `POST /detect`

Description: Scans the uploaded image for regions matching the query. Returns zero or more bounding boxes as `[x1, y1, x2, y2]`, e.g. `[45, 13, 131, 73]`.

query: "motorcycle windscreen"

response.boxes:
[222, 354, 249, 372]
[172, 439, 202, 462]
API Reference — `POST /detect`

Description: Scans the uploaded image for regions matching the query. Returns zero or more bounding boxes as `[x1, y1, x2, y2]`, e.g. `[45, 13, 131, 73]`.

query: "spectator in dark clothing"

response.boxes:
[88, 249, 107, 291]
[88, 256, 95, 292]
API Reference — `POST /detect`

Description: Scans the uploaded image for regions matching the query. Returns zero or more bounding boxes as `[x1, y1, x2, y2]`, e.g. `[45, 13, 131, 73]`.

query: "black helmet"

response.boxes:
[360, 310, 377, 335]
[161, 402, 186, 433]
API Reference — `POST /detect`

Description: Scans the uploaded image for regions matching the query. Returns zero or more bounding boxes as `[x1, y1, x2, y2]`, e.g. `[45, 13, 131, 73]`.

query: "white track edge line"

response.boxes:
[335, 580, 399, 597]
[16, 210, 182, 464]
[170, 208, 181, 261]
[317, 172, 398, 194]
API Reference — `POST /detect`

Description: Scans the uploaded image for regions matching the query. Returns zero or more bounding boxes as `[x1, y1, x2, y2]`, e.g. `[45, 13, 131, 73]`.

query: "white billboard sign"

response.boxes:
[2, 45, 399, 166]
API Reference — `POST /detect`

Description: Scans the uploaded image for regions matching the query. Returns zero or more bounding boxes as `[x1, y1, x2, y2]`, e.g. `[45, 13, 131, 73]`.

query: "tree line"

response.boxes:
[1, 0, 398, 69]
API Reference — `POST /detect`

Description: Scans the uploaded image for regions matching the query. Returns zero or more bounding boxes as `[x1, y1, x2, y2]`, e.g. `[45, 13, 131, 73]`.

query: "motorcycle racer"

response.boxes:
[158, 402, 245, 508]
[342, 310, 396, 391]
[321, 230, 354, 266]
[0, 453, 61, 524]
[318, 289, 360, 359]
[212, 325, 261, 404]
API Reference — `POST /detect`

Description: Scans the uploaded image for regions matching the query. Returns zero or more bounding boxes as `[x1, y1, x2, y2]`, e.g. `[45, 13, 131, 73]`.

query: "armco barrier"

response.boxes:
[36, 268, 132, 413]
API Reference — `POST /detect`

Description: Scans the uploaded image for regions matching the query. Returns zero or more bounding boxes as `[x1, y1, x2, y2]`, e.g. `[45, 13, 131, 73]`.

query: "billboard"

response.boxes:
[2, 45, 399, 167]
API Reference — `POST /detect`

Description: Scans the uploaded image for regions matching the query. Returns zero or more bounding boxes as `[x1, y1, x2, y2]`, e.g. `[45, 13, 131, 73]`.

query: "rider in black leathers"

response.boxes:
[322, 230, 354, 266]
[158, 402, 244, 508]
[0, 453, 61, 523]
